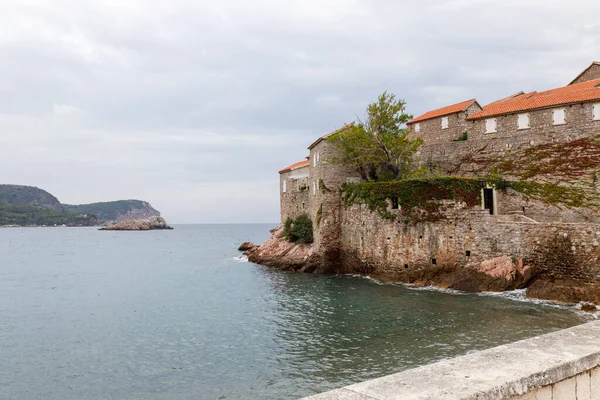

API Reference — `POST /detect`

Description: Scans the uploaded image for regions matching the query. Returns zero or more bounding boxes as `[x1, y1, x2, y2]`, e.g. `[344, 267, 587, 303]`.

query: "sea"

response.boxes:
[0, 224, 587, 400]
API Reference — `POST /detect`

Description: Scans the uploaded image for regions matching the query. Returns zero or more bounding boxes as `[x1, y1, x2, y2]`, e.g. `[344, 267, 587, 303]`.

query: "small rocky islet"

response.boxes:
[100, 216, 173, 231]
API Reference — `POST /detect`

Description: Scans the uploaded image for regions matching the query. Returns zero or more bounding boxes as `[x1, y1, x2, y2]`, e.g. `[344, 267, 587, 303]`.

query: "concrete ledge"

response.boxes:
[302, 321, 600, 400]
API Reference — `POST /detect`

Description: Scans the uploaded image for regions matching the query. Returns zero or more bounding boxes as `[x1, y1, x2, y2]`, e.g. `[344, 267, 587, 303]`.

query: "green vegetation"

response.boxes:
[327, 92, 423, 181]
[0, 184, 63, 211]
[453, 131, 468, 142]
[283, 214, 314, 244]
[344, 177, 485, 221]
[449, 135, 600, 183]
[63, 200, 159, 222]
[343, 176, 594, 222]
[0, 202, 97, 226]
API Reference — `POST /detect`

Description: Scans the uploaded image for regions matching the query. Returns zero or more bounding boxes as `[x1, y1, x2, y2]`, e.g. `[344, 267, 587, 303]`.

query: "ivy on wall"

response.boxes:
[343, 177, 485, 221]
[343, 176, 597, 222]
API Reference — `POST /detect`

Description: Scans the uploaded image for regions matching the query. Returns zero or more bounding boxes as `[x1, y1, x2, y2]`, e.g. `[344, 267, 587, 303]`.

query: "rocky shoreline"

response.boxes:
[242, 226, 600, 309]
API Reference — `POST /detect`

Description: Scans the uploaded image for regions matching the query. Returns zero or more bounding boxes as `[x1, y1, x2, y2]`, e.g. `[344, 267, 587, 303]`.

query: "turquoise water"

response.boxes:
[0, 224, 584, 399]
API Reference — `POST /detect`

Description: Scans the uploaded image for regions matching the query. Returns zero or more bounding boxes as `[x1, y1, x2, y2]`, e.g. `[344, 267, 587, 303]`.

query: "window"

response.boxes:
[553, 108, 566, 125]
[441, 116, 449, 129]
[282, 180, 287, 193]
[313, 181, 317, 195]
[317, 152, 320, 162]
[313, 154, 317, 167]
[517, 113, 530, 130]
[594, 103, 600, 121]
[415, 123, 421, 133]
[485, 118, 497, 133]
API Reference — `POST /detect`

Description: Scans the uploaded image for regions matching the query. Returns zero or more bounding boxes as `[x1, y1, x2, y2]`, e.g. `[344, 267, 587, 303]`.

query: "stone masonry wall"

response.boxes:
[309, 140, 363, 269]
[280, 170, 310, 223]
[467, 102, 600, 142]
[411, 102, 600, 148]
[571, 63, 600, 85]
[410, 102, 482, 145]
[337, 200, 600, 286]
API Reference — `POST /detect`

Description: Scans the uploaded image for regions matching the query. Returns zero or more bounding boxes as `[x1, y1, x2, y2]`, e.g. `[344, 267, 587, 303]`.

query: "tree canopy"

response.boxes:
[327, 92, 423, 181]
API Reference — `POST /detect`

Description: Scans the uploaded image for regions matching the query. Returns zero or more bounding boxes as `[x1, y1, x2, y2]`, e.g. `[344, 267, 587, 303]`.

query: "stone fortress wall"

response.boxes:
[277, 62, 600, 298]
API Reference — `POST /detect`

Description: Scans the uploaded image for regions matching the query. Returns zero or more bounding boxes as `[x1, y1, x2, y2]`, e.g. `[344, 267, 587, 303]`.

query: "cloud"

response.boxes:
[53, 104, 81, 115]
[0, 0, 599, 222]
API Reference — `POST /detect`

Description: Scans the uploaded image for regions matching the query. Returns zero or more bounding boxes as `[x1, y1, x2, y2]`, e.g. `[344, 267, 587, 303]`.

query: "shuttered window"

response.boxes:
[283, 180, 287, 193]
[441, 117, 449, 129]
[485, 118, 497, 133]
[517, 113, 530, 130]
[553, 108, 566, 125]
[594, 103, 600, 121]
[415, 123, 420, 133]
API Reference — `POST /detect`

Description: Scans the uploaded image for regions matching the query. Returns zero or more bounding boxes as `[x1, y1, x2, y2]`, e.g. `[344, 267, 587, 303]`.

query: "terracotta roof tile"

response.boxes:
[279, 160, 309, 174]
[468, 78, 600, 120]
[407, 99, 477, 125]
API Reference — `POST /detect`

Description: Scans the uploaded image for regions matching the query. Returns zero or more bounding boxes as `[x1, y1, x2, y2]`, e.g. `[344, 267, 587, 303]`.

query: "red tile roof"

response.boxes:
[279, 160, 309, 174]
[468, 78, 600, 120]
[307, 123, 354, 149]
[407, 99, 478, 125]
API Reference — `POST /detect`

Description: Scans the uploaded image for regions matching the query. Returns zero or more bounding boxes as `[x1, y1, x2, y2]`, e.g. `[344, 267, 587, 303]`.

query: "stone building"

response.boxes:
[275, 62, 600, 301]
[406, 61, 600, 146]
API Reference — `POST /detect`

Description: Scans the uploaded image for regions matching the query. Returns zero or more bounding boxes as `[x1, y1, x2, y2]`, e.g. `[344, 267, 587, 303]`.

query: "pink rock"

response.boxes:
[477, 256, 517, 280]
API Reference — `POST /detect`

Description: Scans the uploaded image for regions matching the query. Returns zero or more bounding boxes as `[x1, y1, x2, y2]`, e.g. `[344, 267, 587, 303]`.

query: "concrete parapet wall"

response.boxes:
[302, 321, 600, 400]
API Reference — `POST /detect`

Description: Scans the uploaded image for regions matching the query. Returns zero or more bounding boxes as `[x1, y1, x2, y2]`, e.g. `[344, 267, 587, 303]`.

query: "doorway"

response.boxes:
[483, 188, 494, 215]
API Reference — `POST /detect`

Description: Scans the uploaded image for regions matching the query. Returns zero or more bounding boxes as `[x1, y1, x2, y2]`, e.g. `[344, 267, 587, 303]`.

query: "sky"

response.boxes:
[0, 0, 599, 223]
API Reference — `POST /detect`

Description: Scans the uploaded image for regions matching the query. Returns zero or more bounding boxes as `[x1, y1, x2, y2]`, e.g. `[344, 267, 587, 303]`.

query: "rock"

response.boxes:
[526, 278, 600, 305]
[581, 303, 597, 312]
[99, 216, 173, 231]
[238, 242, 256, 251]
[477, 256, 517, 280]
[246, 226, 320, 272]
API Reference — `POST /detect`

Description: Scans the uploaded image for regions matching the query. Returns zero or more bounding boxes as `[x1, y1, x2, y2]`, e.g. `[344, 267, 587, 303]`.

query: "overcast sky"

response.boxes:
[0, 0, 599, 223]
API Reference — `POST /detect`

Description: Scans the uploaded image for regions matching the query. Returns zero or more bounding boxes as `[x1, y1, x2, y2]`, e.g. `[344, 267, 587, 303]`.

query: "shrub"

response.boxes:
[283, 214, 314, 244]
[453, 131, 468, 142]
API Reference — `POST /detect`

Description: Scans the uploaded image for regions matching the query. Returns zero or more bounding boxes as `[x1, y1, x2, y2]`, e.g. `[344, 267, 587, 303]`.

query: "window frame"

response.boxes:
[485, 118, 497, 134]
[517, 113, 530, 130]
[553, 108, 566, 126]
[441, 116, 449, 130]
[594, 103, 600, 121]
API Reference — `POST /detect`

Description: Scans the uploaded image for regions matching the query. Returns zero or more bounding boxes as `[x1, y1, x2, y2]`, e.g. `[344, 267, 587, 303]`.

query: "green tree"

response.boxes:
[327, 92, 423, 181]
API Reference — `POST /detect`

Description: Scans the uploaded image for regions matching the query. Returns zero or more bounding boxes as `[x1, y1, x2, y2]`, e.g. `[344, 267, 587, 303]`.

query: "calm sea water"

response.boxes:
[0, 224, 585, 400]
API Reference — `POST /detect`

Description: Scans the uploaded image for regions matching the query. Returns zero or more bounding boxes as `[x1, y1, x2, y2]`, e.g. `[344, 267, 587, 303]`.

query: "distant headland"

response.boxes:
[0, 184, 162, 227]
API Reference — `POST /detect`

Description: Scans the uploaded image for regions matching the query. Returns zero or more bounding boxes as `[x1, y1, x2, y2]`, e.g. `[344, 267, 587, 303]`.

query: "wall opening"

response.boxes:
[431, 258, 437, 265]
[404, 264, 409, 269]
[391, 197, 399, 210]
[483, 188, 494, 215]
[466, 251, 471, 257]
